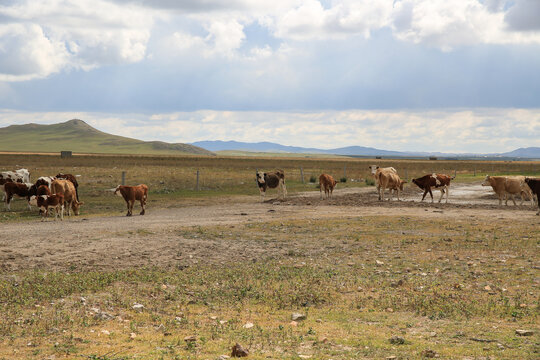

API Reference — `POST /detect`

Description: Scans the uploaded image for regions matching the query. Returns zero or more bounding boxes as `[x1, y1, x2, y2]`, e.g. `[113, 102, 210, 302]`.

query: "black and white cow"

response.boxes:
[256, 170, 287, 202]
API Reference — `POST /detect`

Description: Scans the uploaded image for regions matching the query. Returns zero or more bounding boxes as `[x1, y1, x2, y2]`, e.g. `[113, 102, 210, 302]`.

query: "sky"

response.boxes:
[0, 0, 539, 153]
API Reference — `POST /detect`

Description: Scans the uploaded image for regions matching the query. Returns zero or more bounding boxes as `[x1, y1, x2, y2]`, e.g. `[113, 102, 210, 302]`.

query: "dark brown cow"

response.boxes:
[36, 194, 64, 221]
[524, 178, 540, 215]
[4, 182, 33, 211]
[256, 170, 286, 202]
[412, 173, 454, 203]
[114, 184, 148, 216]
[319, 173, 337, 199]
[56, 173, 79, 201]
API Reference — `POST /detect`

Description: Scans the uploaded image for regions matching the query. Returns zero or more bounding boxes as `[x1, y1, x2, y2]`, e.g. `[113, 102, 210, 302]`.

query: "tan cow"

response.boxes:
[378, 171, 406, 201]
[319, 173, 338, 199]
[369, 165, 398, 200]
[481, 175, 535, 206]
[51, 179, 84, 215]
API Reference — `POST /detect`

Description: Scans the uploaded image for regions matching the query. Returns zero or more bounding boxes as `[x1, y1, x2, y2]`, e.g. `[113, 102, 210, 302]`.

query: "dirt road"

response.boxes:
[1, 184, 537, 272]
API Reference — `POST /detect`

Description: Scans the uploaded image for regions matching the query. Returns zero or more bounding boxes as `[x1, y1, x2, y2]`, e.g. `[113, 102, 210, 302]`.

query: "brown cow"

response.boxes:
[319, 173, 338, 199]
[412, 173, 454, 203]
[56, 173, 79, 201]
[51, 179, 84, 216]
[114, 184, 148, 216]
[36, 194, 64, 221]
[482, 175, 534, 206]
[256, 170, 286, 202]
[378, 171, 406, 201]
[4, 182, 33, 210]
[28, 185, 52, 210]
[524, 178, 540, 215]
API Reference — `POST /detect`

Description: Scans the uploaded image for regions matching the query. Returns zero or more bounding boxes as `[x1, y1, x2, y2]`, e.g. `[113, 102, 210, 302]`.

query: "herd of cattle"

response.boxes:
[1, 166, 539, 220]
[257, 167, 540, 215]
[0, 168, 147, 219]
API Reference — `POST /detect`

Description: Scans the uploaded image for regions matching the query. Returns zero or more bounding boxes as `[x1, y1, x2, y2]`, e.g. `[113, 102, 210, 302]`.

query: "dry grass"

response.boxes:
[0, 215, 538, 359]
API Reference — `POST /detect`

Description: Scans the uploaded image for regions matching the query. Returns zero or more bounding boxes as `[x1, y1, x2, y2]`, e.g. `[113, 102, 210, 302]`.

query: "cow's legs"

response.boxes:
[6, 195, 12, 211]
[428, 188, 434, 203]
[438, 188, 445, 203]
[320, 184, 323, 199]
[281, 180, 287, 198]
[140, 199, 145, 215]
[505, 193, 516, 206]
[125, 200, 131, 216]
[498, 193, 503, 206]
[259, 188, 266, 202]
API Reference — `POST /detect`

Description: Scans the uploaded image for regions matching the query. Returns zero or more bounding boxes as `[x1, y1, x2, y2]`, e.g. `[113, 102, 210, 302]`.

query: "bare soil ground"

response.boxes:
[1, 183, 537, 272]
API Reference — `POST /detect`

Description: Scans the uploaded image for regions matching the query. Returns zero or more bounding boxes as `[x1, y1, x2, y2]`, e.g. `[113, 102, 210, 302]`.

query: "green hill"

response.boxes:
[0, 119, 214, 156]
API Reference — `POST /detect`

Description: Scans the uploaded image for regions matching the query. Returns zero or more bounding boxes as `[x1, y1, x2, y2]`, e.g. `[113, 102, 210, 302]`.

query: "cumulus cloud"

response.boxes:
[0, 0, 154, 80]
[1, 109, 538, 153]
[1, 0, 539, 82]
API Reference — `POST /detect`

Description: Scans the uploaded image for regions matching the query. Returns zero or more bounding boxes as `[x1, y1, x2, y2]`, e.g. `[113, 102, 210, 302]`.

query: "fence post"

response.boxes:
[121, 171, 126, 185]
[300, 167, 304, 183]
[196, 169, 200, 191]
[474, 168, 476, 177]
[405, 168, 408, 182]
[343, 166, 347, 179]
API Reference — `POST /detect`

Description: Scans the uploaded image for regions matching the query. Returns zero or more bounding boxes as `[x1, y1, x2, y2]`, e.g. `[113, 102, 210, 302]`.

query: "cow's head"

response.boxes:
[399, 180, 407, 191]
[256, 172, 265, 184]
[368, 165, 379, 175]
[72, 201, 84, 215]
[333, 179, 338, 187]
[481, 175, 491, 186]
[114, 185, 123, 196]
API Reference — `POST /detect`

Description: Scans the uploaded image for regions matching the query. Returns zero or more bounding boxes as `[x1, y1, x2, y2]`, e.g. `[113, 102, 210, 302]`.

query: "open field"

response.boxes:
[1, 154, 539, 359]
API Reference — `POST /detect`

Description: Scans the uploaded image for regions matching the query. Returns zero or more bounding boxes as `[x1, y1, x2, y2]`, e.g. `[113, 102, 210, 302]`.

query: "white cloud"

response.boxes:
[0, 0, 154, 80]
[390, 0, 540, 50]
[0, 23, 69, 81]
[1, 0, 539, 82]
[1, 108, 538, 153]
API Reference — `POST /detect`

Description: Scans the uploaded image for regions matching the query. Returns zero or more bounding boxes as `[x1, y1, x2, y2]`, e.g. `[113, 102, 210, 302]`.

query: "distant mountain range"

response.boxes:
[0, 120, 214, 156]
[192, 140, 540, 159]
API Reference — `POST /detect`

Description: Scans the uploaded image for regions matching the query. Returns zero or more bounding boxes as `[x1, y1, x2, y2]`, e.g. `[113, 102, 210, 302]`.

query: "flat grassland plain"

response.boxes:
[0, 154, 539, 359]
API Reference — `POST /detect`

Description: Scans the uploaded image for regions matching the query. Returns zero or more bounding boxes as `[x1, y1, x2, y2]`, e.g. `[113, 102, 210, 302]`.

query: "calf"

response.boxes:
[256, 170, 287, 202]
[482, 175, 534, 206]
[36, 194, 64, 221]
[28, 185, 52, 209]
[412, 173, 454, 203]
[4, 182, 33, 210]
[51, 179, 84, 216]
[369, 165, 397, 200]
[378, 171, 406, 201]
[319, 173, 338, 199]
[56, 173, 79, 201]
[524, 178, 540, 215]
[114, 184, 148, 216]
